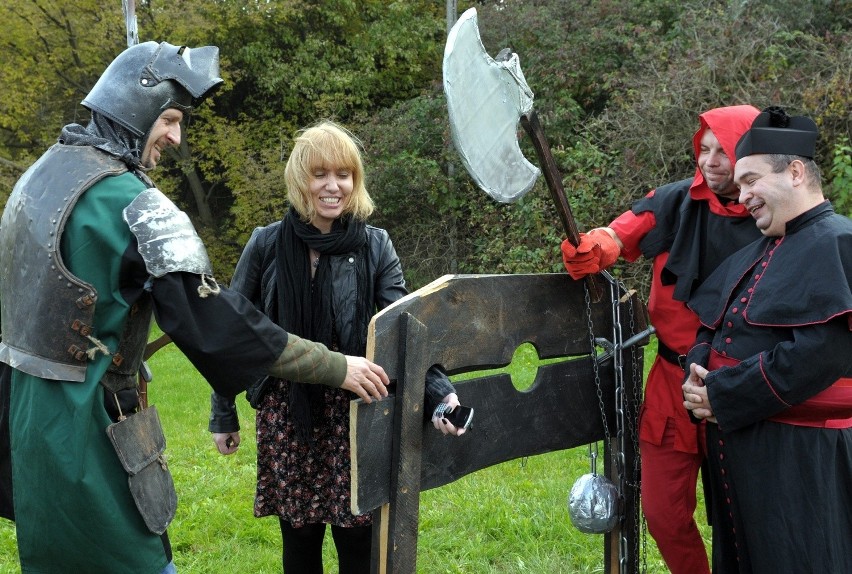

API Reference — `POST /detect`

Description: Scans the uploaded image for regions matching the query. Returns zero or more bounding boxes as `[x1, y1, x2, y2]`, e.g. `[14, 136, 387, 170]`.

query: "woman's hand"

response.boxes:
[431, 393, 468, 436]
[213, 431, 241, 455]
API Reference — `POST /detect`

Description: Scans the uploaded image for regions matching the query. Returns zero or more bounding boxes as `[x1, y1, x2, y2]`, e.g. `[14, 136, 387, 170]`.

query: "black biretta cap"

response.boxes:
[735, 106, 819, 160]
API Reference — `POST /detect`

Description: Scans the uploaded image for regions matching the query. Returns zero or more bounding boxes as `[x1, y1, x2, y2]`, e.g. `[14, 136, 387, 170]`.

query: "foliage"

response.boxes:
[826, 135, 852, 217]
[0, 0, 849, 296]
[0, 0, 126, 156]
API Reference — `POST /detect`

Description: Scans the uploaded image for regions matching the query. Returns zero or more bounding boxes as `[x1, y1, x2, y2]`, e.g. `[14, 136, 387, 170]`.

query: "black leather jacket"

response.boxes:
[209, 221, 455, 432]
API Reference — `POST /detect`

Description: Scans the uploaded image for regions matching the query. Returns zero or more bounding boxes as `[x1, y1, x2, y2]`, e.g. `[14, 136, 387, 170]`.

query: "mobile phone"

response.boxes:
[443, 405, 474, 430]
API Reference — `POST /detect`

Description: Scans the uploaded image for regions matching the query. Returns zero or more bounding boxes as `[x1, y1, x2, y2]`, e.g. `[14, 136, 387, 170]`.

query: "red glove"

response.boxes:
[561, 228, 620, 279]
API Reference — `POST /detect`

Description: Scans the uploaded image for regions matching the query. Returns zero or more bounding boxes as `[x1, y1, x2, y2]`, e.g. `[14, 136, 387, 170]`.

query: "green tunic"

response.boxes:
[11, 173, 167, 573]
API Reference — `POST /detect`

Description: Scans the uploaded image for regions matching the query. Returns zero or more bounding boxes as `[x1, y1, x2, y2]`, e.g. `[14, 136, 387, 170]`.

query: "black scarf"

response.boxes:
[276, 207, 368, 442]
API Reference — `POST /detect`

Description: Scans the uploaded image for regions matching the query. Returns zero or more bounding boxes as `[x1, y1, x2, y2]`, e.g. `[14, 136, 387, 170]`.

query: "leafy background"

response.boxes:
[1, 0, 849, 297]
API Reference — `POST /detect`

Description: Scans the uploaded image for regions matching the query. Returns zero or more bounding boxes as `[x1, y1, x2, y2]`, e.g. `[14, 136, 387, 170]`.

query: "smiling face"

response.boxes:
[697, 128, 738, 199]
[307, 164, 354, 233]
[735, 155, 821, 237]
[284, 121, 374, 228]
[141, 108, 183, 169]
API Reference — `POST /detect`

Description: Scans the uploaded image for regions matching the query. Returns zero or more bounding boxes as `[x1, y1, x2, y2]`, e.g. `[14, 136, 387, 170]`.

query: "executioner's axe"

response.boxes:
[443, 8, 601, 300]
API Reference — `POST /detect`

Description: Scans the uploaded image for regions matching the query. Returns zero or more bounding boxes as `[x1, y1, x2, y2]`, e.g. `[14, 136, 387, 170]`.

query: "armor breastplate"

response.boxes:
[0, 145, 127, 381]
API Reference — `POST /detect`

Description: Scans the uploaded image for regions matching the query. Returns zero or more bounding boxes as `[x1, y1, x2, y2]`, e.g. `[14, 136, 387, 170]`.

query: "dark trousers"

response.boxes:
[280, 519, 372, 574]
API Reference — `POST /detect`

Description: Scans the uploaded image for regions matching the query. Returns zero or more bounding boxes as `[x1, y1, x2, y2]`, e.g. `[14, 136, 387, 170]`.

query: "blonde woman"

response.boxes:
[210, 120, 464, 573]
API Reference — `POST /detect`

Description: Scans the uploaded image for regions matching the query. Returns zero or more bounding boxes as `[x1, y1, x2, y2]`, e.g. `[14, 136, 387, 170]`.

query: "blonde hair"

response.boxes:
[284, 120, 375, 222]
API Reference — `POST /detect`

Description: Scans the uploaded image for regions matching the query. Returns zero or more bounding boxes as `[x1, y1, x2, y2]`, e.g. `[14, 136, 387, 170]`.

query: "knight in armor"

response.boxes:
[683, 107, 852, 574]
[0, 41, 388, 574]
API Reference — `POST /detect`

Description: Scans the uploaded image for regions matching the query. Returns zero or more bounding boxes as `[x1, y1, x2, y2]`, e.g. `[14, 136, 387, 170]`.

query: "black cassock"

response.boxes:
[686, 202, 852, 574]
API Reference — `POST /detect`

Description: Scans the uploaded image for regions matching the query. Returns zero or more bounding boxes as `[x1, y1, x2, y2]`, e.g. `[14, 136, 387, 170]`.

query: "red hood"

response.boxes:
[689, 105, 760, 215]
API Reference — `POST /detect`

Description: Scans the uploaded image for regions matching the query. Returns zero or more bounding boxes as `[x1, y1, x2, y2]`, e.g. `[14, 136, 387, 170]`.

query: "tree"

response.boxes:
[1, 0, 848, 290]
[0, 0, 127, 198]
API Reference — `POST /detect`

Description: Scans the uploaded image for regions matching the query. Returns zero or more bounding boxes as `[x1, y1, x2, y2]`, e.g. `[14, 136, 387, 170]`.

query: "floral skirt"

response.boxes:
[253, 379, 372, 528]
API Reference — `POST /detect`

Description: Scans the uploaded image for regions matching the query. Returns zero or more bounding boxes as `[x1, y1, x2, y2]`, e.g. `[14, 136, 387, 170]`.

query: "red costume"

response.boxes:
[603, 106, 761, 573]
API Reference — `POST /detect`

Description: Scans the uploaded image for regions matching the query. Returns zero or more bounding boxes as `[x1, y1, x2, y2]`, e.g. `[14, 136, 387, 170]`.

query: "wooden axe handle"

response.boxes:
[520, 112, 602, 301]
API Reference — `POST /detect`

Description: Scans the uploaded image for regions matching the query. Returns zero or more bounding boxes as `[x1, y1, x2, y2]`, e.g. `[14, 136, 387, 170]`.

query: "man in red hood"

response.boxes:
[560, 105, 760, 574]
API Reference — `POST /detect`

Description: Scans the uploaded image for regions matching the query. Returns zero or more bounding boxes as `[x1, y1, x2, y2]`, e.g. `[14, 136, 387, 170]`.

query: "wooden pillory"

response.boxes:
[350, 273, 650, 573]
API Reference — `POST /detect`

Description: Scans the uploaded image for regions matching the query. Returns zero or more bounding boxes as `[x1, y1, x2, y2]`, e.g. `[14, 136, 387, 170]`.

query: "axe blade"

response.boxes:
[443, 8, 540, 204]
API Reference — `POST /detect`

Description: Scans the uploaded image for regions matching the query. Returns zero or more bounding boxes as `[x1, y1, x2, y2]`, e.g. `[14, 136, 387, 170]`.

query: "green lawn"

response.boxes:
[0, 336, 708, 573]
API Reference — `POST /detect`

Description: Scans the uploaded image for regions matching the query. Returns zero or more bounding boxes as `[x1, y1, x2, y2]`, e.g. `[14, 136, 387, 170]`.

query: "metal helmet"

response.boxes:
[82, 41, 223, 137]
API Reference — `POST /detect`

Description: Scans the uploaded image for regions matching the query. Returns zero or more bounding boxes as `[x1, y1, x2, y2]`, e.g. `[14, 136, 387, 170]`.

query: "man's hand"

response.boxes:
[342, 355, 390, 403]
[213, 431, 241, 455]
[682, 363, 716, 422]
[431, 393, 467, 437]
[561, 228, 621, 280]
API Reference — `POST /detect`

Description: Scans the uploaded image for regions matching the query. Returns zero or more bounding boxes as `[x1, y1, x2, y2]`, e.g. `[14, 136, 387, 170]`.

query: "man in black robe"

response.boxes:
[682, 106, 852, 574]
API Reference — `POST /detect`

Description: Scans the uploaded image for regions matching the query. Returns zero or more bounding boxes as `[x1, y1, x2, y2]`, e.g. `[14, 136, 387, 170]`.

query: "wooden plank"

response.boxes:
[351, 356, 616, 514]
[366, 274, 614, 374]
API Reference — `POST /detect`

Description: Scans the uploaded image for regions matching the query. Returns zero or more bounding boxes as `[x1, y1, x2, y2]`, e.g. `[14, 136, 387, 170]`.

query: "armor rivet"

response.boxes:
[76, 294, 95, 308]
[68, 345, 84, 361]
[66, 282, 72, 288]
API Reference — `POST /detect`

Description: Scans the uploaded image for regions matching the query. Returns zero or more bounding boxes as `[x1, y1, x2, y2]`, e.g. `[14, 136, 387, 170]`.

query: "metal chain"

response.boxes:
[626, 294, 646, 573]
[584, 272, 631, 574]
[584, 283, 611, 446]
[586, 275, 657, 574]
[608, 277, 629, 574]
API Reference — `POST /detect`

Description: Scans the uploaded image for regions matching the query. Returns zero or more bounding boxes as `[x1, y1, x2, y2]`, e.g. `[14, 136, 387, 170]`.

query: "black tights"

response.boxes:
[279, 519, 372, 574]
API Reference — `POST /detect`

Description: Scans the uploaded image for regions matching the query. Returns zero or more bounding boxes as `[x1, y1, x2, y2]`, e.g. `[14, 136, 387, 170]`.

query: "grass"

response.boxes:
[0, 335, 708, 573]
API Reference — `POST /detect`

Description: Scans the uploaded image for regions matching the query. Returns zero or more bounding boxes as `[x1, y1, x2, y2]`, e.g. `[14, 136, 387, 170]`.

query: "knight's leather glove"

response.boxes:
[560, 229, 620, 279]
